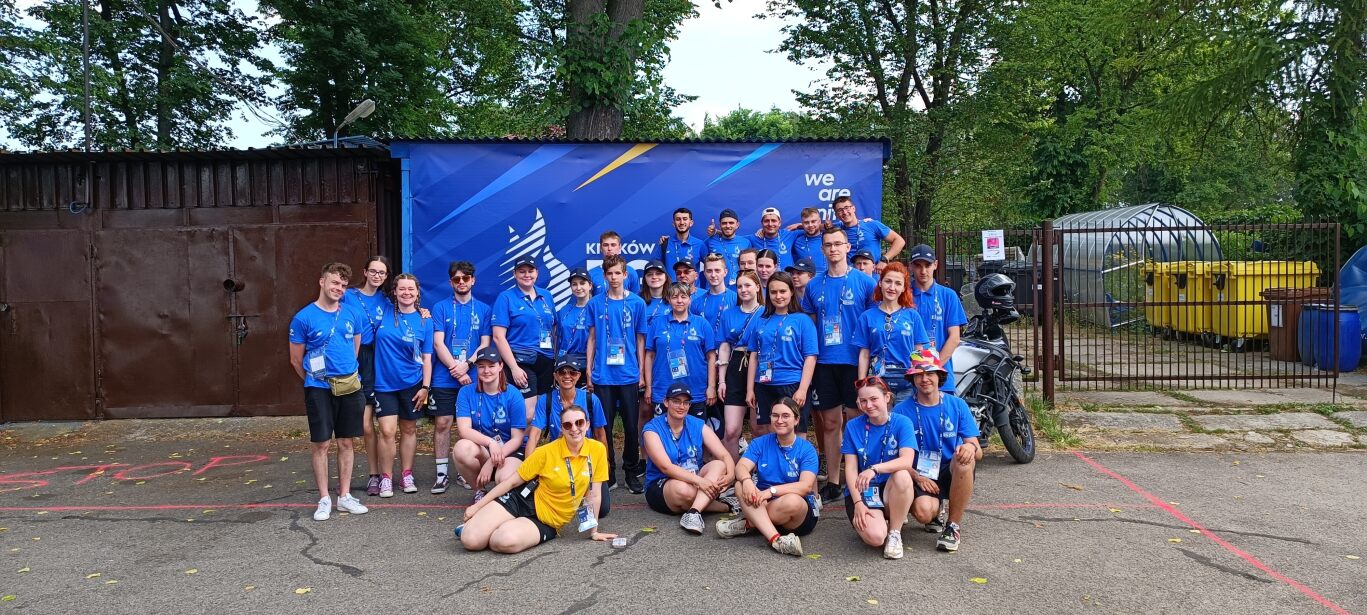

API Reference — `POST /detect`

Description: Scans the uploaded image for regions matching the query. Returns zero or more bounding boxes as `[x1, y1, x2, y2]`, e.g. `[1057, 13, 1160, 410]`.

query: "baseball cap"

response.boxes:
[909, 244, 936, 263]
[568, 266, 590, 282]
[554, 356, 584, 372]
[719, 208, 739, 222]
[513, 255, 538, 269]
[785, 257, 816, 275]
[673, 259, 696, 271]
[666, 382, 692, 400]
[644, 260, 667, 274]
[852, 249, 875, 262]
[760, 207, 781, 220]
[473, 347, 502, 364]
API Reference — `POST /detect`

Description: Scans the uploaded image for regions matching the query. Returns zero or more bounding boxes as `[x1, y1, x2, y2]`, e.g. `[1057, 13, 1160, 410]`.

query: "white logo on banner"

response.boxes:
[503, 209, 572, 308]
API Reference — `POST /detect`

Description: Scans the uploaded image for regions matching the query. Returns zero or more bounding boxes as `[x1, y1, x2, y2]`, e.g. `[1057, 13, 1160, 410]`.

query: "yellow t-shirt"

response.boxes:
[516, 437, 609, 530]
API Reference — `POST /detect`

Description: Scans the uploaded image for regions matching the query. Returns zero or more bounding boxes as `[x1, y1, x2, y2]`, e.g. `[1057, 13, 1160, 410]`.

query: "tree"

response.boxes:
[767, 0, 1000, 240]
[6, 0, 270, 149]
[698, 107, 807, 139]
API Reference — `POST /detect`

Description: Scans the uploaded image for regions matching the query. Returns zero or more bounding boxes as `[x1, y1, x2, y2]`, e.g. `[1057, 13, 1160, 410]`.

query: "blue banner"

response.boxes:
[391, 141, 886, 307]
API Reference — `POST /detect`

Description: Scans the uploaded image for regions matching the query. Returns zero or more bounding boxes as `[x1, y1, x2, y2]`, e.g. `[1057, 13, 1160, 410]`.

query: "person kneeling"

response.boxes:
[642, 383, 737, 535]
[843, 376, 918, 559]
[715, 397, 818, 556]
[898, 352, 981, 553]
[460, 405, 615, 553]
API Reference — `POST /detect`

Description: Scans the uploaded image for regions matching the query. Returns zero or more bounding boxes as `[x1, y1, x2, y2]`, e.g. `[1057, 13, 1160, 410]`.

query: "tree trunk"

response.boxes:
[156, 0, 173, 147]
[564, 0, 642, 139]
[99, 0, 140, 147]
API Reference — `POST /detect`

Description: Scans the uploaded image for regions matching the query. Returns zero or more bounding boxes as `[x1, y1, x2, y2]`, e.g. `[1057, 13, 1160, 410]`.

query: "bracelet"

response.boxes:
[739, 475, 753, 482]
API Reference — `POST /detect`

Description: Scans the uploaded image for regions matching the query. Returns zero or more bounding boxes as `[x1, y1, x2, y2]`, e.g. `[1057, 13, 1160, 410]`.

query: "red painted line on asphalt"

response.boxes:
[0, 501, 1152, 513]
[1073, 451, 1349, 615]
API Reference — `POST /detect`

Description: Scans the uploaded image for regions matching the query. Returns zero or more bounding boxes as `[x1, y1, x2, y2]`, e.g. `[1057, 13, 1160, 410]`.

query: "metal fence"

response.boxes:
[927, 221, 1345, 403]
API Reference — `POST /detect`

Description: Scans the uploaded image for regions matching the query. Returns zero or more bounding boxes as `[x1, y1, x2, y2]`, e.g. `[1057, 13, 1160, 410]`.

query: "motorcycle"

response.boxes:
[951, 273, 1036, 463]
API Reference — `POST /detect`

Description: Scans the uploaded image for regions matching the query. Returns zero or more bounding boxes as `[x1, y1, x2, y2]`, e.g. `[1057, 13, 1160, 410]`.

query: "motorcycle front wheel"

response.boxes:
[997, 393, 1036, 464]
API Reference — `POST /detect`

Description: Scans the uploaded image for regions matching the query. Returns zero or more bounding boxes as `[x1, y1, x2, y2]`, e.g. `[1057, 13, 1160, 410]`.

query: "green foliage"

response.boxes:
[5, 0, 270, 149]
[698, 107, 805, 140]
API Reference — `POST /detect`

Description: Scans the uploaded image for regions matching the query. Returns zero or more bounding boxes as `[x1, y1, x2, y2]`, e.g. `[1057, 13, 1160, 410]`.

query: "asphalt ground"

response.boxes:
[0, 427, 1363, 614]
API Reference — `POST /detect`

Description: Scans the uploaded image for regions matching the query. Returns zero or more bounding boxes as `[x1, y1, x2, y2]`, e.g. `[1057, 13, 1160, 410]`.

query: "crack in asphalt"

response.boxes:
[589, 530, 648, 568]
[287, 511, 365, 578]
[1020, 516, 1315, 545]
[55, 514, 261, 525]
[442, 550, 558, 598]
[1176, 547, 1273, 584]
[558, 583, 605, 614]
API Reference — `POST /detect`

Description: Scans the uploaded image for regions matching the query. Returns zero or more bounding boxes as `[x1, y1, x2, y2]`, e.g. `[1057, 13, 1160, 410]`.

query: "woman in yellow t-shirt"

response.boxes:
[460, 405, 616, 553]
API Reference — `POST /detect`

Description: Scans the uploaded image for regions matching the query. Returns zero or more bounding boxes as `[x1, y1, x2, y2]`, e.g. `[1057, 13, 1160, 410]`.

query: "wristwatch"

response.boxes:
[769, 486, 778, 499]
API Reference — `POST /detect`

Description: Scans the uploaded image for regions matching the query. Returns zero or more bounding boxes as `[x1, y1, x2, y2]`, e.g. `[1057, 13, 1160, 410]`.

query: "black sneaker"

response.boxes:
[937, 522, 961, 552]
[818, 482, 843, 504]
[624, 471, 644, 494]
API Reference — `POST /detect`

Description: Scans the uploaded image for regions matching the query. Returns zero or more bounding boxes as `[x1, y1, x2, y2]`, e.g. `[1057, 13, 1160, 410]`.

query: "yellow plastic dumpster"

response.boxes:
[1212, 261, 1321, 341]
[1168, 261, 1219, 336]
[1141, 262, 1170, 330]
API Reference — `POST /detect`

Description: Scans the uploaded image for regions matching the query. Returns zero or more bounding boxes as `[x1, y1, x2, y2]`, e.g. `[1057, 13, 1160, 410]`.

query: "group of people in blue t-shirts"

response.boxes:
[288, 197, 986, 559]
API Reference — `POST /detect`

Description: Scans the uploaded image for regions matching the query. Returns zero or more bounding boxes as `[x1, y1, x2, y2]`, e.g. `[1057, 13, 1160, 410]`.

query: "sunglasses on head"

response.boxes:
[855, 376, 887, 389]
[561, 418, 587, 430]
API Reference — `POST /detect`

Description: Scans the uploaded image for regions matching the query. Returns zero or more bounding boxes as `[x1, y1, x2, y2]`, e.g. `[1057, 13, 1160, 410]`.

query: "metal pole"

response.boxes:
[933, 226, 946, 286]
[1041, 219, 1056, 404]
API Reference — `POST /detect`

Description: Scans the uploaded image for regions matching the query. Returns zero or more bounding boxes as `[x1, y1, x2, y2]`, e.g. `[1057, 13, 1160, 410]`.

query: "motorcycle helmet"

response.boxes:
[974, 273, 1020, 323]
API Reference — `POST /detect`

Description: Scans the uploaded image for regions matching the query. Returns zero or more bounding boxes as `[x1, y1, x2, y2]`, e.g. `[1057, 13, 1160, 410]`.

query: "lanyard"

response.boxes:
[523, 292, 551, 333]
[862, 420, 892, 468]
[777, 442, 798, 480]
[669, 421, 692, 464]
[476, 390, 504, 435]
[764, 314, 790, 359]
[565, 456, 593, 498]
[663, 317, 690, 355]
[606, 297, 631, 338]
[818, 275, 847, 320]
[910, 402, 930, 450]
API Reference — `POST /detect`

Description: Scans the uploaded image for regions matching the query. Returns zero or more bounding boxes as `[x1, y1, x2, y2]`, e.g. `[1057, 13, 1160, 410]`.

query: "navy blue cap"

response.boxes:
[473, 347, 502, 364]
[644, 260, 667, 274]
[719, 208, 739, 222]
[852, 249, 875, 262]
[666, 382, 692, 399]
[785, 257, 816, 275]
[568, 266, 590, 282]
[554, 356, 584, 372]
[672, 259, 696, 271]
[909, 244, 936, 263]
[513, 255, 538, 269]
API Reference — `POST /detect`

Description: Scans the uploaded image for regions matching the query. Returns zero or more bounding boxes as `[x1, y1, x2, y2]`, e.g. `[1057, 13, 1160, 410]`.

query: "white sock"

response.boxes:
[436, 458, 449, 477]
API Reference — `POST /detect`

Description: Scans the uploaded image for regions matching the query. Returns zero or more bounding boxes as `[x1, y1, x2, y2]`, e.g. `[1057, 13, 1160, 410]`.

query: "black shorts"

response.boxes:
[779, 500, 820, 537]
[373, 384, 424, 421]
[645, 477, 676, 515]
[303, 386, 365, 443]
[843, 483, 889, 522]
[494, 483, 557, 545]
[509, 353, 554, 399]
[722, 350, 750, 406]
[754, 382, 807, 430]
[913, 459, 974, 501]
[811, 363, 858, 411]
[357, 343, 377, 402]
[429, 386, 460, 418]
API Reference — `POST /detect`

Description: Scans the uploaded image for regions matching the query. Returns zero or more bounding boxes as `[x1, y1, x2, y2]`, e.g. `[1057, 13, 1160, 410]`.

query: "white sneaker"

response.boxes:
[884, 530, 904, 559]
[312, 497, 332, 521]
[771, 533, 804, 556]
[401, 473, 418, 494]
[336, 494, 369, 515]
[680, 511, 704, 535]
[715, 516, 752, 538]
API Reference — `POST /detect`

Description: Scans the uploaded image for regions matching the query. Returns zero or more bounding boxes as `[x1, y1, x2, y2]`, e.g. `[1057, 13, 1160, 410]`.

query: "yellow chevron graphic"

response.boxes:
[574, 143, 658, 191]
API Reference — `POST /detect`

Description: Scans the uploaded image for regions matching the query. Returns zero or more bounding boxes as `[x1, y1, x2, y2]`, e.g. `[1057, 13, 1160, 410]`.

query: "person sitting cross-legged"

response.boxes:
[641, 382, 737, 535]
[714, 397, 819, 557]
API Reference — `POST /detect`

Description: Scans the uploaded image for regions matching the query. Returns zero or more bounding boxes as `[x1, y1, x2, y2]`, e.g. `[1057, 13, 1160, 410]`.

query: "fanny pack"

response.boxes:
[327, 372, 362, 396]
[513, 348, 538, 365]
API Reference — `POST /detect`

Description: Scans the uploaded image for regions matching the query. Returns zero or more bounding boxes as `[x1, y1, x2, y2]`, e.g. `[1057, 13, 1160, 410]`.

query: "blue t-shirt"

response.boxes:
[662, 236, 705, 280]
[456, 386, 528, 442]
[586, 293, 648, 385]
[289, 302, 366, 389]
[911, 283, 969, 391]
[800, 269, 877, 364]
[751, 230, 796, 269]
[892, 394, 980, 463]
[645, 314, 717, 403]
[555, 300, 593, 357]
[743, 312, 818, 386]
[642, 297, 671, 334]
[691, 288, 737, 334]
[840, 413, 918, 497]
[530, 389, 609, 439]
[791, 232, 828, 273]
[342, 288, 388, 345]
[372, 304, 435, 392]
[842, 220, 893, 264]
[703, 234, 753, 288]
[589, 266, 641, 295]
[643, 414, 707, 484]
[429, 296, 491, 389]
[717, 304, 762, 348]
[742, 433, 819, 490]
[491, 287, 557, 359]
[851, 306, 930, 377]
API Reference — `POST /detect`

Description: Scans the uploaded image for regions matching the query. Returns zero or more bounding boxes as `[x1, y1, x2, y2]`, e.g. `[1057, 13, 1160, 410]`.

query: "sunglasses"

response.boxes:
[855, 376, 887, 389]
[560, 418, 587, 430]
[451, 275, 472, 283]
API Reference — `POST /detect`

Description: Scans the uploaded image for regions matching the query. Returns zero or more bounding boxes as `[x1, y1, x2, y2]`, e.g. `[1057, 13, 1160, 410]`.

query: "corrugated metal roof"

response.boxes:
[0, 143, 390, 164]
[389, 136, 892, 160]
